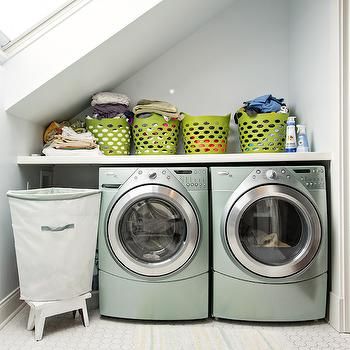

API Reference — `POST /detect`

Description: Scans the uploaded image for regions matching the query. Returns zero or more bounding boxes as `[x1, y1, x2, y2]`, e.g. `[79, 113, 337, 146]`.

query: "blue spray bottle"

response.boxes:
[285, 116, 297, 152]
[296, 124, 310, 152]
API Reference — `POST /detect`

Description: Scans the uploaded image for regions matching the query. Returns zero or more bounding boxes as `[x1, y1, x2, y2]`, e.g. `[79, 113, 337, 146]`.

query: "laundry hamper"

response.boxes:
[236, 109, 288, 153]
[182, 114, 231, 154]
[132, 113, 180, 155]
[7, 188, 101, 301]
[86, 118, 131, 155]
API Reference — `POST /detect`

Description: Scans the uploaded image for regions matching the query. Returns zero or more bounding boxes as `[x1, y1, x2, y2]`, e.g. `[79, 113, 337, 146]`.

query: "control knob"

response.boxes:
[266, 169, 277, 180]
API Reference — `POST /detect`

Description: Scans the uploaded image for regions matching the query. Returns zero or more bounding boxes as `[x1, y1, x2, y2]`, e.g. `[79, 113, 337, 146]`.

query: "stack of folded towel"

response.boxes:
[42, 126, 102, 156]
[90, 92, 133, 123]
[133, 99, 183, 121]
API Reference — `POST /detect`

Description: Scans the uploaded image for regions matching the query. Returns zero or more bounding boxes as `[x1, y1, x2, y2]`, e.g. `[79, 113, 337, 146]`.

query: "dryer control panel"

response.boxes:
[250, 166, 326, 190]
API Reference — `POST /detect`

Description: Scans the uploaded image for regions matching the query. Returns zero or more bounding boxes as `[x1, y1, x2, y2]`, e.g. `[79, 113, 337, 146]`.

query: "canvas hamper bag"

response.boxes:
[7, 188, 101, 301]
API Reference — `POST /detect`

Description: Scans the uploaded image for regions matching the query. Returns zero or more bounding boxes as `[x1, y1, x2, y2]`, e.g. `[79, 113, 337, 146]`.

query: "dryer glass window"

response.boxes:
[119, 198, 186, 263]
[238, 197, 307, 266]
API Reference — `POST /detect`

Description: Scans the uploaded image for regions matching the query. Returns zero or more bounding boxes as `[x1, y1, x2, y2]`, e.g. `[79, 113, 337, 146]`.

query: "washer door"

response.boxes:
[226, 184, 321, 278]
[107, 184, 199, 277]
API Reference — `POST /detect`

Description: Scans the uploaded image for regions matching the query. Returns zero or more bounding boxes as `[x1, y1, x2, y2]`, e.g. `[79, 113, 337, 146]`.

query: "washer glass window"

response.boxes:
[119, 198, 186, 263]
[107, 184, 199, 277]
[238, 197, 307, 266]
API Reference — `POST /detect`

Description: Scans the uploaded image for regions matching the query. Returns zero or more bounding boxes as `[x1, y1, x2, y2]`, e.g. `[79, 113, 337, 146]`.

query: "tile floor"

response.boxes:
[1, 307, 350, 350]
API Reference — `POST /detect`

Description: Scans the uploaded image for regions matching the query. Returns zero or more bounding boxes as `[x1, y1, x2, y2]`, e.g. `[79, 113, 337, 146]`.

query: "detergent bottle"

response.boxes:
[285, 116, 297, 152]
[296, 124, 310, 152]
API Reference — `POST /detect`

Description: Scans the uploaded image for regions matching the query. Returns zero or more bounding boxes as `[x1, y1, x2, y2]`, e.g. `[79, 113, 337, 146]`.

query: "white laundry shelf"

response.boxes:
[17, 152, 332, 165]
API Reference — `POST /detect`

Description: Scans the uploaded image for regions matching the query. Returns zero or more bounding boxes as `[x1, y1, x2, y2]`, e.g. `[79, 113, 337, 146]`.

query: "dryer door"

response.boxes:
[226, 184, 321, 278]
[107, 184, 199, 277]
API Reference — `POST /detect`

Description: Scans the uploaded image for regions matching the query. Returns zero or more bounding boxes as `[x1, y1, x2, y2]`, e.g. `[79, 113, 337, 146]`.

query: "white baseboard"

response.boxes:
[329, 291, 344, 332]
[0, 288, 25, 330]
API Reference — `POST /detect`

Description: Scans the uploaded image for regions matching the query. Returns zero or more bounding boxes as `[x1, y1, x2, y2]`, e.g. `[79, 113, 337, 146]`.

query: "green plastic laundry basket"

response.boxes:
[237, 109, 288, 153]
[182, 114, 231, 154]
[85, 118, 131, 156]
[132, 114, 180, 155]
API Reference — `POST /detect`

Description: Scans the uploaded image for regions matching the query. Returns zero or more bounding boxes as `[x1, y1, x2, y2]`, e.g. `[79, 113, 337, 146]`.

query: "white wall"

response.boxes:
[288, 0, 334, 152]
[113, 0, 289, 153]
[0, 67, 42, 301]
[288, 0, 343, 331]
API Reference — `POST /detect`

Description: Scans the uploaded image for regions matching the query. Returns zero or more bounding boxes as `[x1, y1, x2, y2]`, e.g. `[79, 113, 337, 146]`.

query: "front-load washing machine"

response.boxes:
[98, 167, 208, 320]
[211, 166, 327, 321]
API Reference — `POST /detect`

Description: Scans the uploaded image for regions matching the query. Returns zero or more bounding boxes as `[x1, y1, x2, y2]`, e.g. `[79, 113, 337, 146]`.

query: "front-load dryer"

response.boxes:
[210, 166, 327, 321]
[98, 167, 209, 320]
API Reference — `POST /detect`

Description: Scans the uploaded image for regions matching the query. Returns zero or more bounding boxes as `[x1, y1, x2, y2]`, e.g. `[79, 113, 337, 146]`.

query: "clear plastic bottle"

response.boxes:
[296, 124, 310, 152]
[285, 116, 297, 152]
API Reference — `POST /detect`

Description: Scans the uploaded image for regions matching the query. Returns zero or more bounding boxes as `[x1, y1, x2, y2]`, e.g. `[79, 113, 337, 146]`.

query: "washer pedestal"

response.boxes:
[99, 270, 208, 320]
[213, 271, 327, 321]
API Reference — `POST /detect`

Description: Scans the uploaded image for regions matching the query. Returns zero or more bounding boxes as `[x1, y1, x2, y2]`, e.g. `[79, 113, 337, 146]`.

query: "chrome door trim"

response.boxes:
[107, 184, 199, 277]
[226, 184, 321, 278]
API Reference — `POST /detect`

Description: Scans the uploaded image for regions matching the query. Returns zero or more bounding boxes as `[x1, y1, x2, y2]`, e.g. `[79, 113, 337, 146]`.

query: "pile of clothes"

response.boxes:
[89, 92, 133, 123]
[133, 99, 183, 122]
[234, 94, 288, 124]
[42, 122, 102, 156]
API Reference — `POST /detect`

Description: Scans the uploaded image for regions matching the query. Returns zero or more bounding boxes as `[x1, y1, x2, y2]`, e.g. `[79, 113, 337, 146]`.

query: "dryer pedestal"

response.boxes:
[99, 270, 209, 320]
[213, 271, 327, 321]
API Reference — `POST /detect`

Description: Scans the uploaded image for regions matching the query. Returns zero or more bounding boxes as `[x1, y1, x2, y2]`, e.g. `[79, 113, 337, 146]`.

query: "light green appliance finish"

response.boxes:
[210, 165, 328, 321]
[98, 167, 209, 320]
[100, 270, 208, 320]
[213, 272, 327, 322]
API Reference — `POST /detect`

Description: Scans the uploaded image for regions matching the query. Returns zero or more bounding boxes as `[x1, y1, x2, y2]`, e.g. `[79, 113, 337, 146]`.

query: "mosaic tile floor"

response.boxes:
[0, 307, 350, 349]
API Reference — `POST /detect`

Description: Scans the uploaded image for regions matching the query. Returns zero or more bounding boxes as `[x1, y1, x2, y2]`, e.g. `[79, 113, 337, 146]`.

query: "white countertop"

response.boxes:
[17, 152, 332, 165]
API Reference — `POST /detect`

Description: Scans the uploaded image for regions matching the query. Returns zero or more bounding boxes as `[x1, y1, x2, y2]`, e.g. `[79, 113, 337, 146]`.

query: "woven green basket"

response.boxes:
[182, 114, 231, 154]
[237, 110, 288, 153]
[85, 118, 131, 156]
[132, 114, 180, 155]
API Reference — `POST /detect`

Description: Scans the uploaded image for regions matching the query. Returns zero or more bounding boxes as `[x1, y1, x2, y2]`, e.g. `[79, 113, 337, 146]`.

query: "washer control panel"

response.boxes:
[173, 169, 207, 190]
[131, 168, 207, 190]
[250, 166, 326, 189]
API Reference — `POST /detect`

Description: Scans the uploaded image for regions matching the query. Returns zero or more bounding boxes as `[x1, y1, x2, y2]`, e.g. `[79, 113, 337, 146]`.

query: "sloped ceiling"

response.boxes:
[3, 0, 234, 125]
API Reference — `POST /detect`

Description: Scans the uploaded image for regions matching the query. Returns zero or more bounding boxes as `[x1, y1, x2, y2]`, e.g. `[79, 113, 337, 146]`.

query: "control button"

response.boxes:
[312, 169, 316, 173]
[194, 170, 197, 174]
[286, 175, 290, 179]
[167, 176, 171, 180]
[162, 170, 166, 175]
[149, 172, 157, 179]
[138, 170, 143, 175]
[256, 170, 261, 174]
[309, 182, 313, 186]
[191, 183, 194, 186]
[186, 183, 190, 186]
[301, 177, 304, 181]
[281, 169, 286, 174]
[306, 182, 309, 186]
[252, 175, 256, 180]
[195, 183, 198, 186]
[266, 169, 277, 180]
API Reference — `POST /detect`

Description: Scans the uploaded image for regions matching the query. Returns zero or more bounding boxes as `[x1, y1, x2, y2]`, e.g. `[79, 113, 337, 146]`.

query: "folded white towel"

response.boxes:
[91, 92, 130, 106]
[42, 147, 103, 156]
[61, 126, 94, 141]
